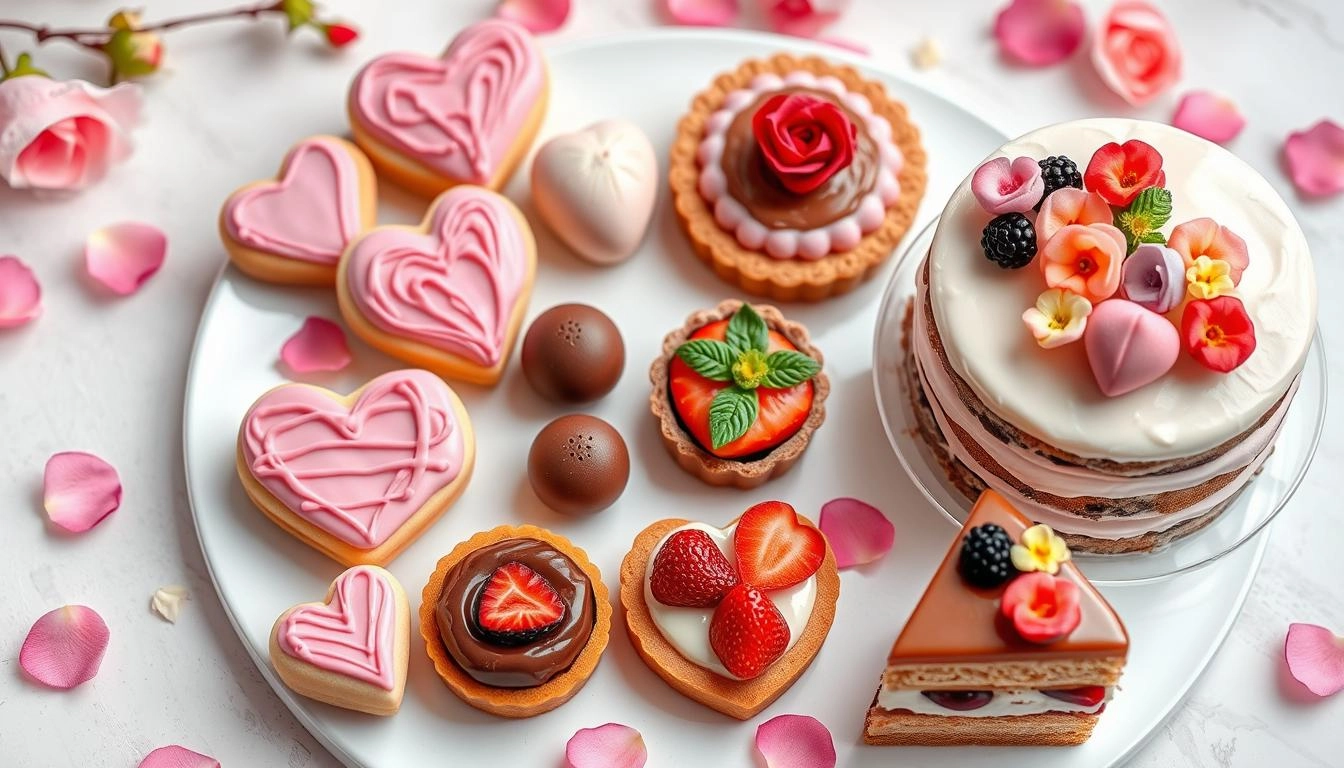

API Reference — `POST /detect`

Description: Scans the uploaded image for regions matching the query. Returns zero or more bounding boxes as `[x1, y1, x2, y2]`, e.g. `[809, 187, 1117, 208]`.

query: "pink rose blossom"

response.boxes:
[1091, 0, 1182, 106]
[971, 156, 1044, 214]
[0, 76, 142, 192]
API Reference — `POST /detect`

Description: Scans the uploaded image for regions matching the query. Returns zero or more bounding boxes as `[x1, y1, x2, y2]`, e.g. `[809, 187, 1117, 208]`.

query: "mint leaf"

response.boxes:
[726, 303, 769, 354]
[1138, 231, 1167, 245]
[760, 350, 821, 389]
[675, 339, 735, 381]
[1117, 186, 1173, 252]
[708, 386, 758, 449]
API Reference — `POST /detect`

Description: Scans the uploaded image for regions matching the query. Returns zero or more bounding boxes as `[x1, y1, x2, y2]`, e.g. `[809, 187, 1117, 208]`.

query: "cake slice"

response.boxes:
[863, 490, 1128, 746]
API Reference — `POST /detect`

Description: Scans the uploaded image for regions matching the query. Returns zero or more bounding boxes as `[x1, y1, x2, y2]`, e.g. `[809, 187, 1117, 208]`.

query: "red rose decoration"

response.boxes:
[1182, 296, 1256, 373]
[1084, 140, 1166, 206]
[751, 93, 857, 195]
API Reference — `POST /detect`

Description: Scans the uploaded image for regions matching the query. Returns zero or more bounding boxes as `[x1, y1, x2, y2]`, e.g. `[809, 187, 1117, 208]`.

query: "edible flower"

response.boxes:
[1182, 296, 1256, 373]
[1120, 244, 1185, 313]
[1022, 288, 1092, 349]
[1011, 524, 1072, 574]
[1000, 572, 1081, 644]
[1091, 0, 1181, 106]
[751, 92, 856, 195]
[1084, 140, 1166, 207]
[1036, 187, 1112, 247]
[1040, 223, 1125, 302]
[1167, 218, 1249, 283]
[1185, 256, 1235, 300]
[971, 156, 1045, 214]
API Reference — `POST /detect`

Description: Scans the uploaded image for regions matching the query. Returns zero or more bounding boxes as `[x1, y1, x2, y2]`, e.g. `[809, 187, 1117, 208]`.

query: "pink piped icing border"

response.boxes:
[278, 566, 398, 690]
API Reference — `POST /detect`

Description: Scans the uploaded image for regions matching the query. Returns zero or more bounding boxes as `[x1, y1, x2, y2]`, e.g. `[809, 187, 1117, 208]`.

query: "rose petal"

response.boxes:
[818, 497, 894, 568]
[151, 586, 189, 624]
[994, 0, 1086, 66]
[664, 0, 739, 26]
[565, 723, 647, 768]
[760, 0, 848, 38]
[85, 221, 166, 295]
[43, 451, 122, 533]
[1171, 91, 1245, 144]
[138, 746, 221, 768]
[19, 605, 110, 689]
[1283, 120, 1344, 198]
[1285, 623, 1344, 697]
[755, 714, 836, 768]
[0, 255, 41, 328]
[280, 316, 352, 373]
[495, 0, 570, 33]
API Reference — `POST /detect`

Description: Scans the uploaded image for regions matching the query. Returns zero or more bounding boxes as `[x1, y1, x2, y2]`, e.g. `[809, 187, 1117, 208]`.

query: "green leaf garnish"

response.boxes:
[1116, 186, 1173, 253]
[759, 350, 822, 389]
[725, 303, 769, 355]
[675, 339, 735, 381]
[708, 386, 759, 449]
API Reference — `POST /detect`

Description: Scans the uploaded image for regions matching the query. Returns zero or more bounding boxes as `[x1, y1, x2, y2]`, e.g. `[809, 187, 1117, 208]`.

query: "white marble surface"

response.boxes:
[0, 0, 1340, 765]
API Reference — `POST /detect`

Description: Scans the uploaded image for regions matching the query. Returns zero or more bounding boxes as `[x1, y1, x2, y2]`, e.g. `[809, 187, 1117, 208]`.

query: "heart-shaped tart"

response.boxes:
[348, 18, 548, 196]
[531, 119, 658, 265]
[269, 565, 410, 716]
[219, 135, 376, 286]
[337, 186, 536, 385]
[619, 501, 839, 720]
[236, 369, 475, 566]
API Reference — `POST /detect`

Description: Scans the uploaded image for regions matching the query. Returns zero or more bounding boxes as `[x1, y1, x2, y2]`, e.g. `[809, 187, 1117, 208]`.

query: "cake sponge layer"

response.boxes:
[882, 657, 1126, 690]
[863, 707, 1099, 746]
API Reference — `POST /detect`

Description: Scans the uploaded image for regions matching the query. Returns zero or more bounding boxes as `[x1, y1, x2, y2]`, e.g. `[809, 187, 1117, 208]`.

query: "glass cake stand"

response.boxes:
[872, 218, 1327, 585]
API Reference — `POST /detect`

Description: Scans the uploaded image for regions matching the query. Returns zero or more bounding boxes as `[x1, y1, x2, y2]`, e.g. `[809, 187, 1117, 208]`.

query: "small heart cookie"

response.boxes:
[337, 186, 536, 386]
[270, 565, 410, 716]
[237, 369, 475, 566]
[348, 19, 548, 196]
[220, 135, 376, 286]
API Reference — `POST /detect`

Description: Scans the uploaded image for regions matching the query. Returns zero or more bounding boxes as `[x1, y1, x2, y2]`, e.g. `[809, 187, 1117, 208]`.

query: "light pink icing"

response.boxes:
[349, 19, 544, 185]
[223, 137, 365, 265]
[279, 566, 398, 690]
[344, 186, 527, 367]
[242, 369, 465, 549]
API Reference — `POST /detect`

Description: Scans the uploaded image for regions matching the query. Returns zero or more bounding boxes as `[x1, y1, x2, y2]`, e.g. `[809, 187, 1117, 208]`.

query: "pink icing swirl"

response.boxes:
[279, 566, 398, 690]
[242, 369, 465, 549]
[349, 19, 544, 184]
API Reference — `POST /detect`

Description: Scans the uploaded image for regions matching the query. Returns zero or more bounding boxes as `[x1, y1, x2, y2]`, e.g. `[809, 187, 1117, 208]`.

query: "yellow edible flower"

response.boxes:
[1021, 288, 1093, 349]
[1186, 255, 1235, 300]
[1010, 524, 1072, 575]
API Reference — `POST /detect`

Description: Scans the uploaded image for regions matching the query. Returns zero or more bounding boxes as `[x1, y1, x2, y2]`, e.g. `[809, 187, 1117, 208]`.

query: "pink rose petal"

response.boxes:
[0, 255, 41, 328]
[85, 221, 166, 295]
[819, 497, 895, 568]
[664, 0, 739, 26]
[280, 316, 352, 373]
[43, 451, 122, 533]
[496, 0, 570, 33]
[565, 723, 647, 768]
[138, 746, 221, 768]
[1171, 91, 1245, 144]
[19, 605, 110, 689]
[1285, 623, 1344, 697]
[994, 0, 1086, 66]
[759, 0, 849, 38]
[1283, 120, 1344, 198]
[755, 714, 836, 768]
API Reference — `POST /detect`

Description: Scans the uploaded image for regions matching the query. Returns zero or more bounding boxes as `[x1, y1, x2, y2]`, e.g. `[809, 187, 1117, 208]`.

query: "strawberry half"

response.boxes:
[669, 319, 814, 459]
[475, 561, 566, 647]
[733, 500, 826, 591]
[1042, 686, 1107, 708]
[709, 583, 791, 679]
[649, 529, 739, 608]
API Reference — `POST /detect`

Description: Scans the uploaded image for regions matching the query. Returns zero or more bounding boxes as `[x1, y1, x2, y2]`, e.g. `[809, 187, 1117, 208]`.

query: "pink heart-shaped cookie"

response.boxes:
[337, 186, 536, 385]
[1084, 299, 1180, 397]
[348, 18, 547, 194]
[238, 369, 475, 565]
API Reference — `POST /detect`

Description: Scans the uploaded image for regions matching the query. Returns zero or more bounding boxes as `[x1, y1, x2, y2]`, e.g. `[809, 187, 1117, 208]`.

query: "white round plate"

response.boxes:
[184, 28, 1269, 768]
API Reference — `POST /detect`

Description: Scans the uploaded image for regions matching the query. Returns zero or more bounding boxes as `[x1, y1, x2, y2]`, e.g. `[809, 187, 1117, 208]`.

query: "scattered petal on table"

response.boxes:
[19, 605, 110, 689]
[43, 451, 122, 533]
[819, 497, 895, 568]
[759, 0, 848, 39]
[755, 714, 836, 768]
[1285, 623, 1344, 697]
[0, 255, 41, 329]
[664, 0, 739, 26]
[280, 316, 352, 373]
[496, 0, 571, 33]
[910, 37, 943, 70]
[85, 221, 166, 295]
[993, 0, 1085, 66]
[1171, 91, 1245, 144]
[565, 723, 647, 768]
[151, 586, 190, 624]
[138, 745, 221, 768]
[1283, 120, 1344, 198]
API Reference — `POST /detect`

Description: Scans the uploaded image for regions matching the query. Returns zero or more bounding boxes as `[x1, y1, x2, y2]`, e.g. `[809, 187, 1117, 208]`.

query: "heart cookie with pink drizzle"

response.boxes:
[337, 186, 536, 385]
[219, 135, 376, 286]
[270, 565, 410, 716]
[348, 18, 548, 196]
[237, 369, 475, 566]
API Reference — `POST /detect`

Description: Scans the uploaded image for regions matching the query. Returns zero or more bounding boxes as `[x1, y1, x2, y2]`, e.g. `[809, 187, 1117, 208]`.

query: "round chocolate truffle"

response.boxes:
[528, 414, 629, 516]
[520, 304, 625, 403]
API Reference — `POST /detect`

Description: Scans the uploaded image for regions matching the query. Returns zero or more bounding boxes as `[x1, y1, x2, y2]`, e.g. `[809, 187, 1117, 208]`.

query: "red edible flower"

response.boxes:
[1181, 296, 1256, 373]
[751, 92, 856, 195]
[324, 22, 360, 48]
[1084, 140, 1166, 206]
[1000, 572, 1081, 644]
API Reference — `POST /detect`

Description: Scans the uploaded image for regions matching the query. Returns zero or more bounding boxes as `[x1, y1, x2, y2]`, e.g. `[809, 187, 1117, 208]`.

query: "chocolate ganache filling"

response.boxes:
[721, 87, 881, 230]
[435, 538, 595, 688]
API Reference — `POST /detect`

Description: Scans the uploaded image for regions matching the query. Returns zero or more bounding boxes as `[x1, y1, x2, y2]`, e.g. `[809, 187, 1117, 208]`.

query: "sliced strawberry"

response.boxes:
[475, 561, 566, 647]
[708, 583, 790, 679]
[650, 529, 739, 608]
[733, 500, 826, 591]
[668, 319, 814, 459]
[1041, 686, 1107, 708]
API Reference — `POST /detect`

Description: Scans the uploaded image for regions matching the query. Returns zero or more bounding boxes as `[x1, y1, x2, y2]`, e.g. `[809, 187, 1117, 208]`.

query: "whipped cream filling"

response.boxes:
[643, 522, 816, 681]
[876, 686, 1113, 717]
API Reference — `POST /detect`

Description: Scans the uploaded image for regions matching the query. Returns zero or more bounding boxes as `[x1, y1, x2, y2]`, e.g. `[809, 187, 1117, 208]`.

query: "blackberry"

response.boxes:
[1036, 155, 1083, 210]
[958, 524, 1016, 588]
[980, 213, 1037, 269]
